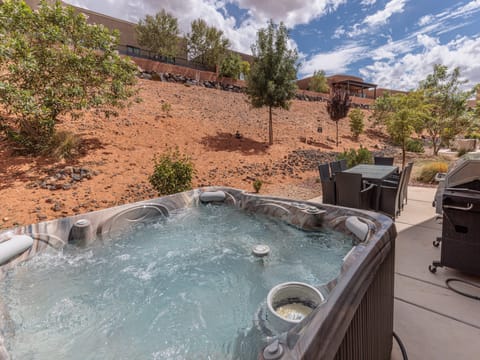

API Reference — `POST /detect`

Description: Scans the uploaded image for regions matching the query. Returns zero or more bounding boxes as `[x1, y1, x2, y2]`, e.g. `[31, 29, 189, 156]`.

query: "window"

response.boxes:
[126, 45, 140, 56]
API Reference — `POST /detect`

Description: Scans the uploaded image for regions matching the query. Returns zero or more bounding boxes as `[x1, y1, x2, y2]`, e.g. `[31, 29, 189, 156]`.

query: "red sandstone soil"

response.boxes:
[1, 79, 402, 229]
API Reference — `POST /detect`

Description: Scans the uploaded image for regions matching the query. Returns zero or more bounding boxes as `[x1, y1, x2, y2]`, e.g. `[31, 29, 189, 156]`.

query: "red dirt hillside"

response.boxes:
[0, 79, 389, 228]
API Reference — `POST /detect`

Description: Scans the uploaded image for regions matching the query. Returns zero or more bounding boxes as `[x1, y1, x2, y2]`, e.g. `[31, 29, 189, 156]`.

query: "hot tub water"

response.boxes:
[1, 205, 353, 359]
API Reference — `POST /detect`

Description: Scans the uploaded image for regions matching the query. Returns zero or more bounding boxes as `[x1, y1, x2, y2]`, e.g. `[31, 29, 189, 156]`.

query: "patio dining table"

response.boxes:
[343, 164, 398, 182]
[342, 164, 399, 209]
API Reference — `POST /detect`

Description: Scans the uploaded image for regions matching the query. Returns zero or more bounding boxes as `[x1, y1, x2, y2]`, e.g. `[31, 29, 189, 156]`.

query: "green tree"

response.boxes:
[0, 0, 137, 154]
[219, 52, 242, 79]
[327, 87, 351, 147]
[240, 61, 250, 80]
[246, 20, 298, 145]
[186, 19, 230, 69]
[136, 9, 179, 59]
[308, 70, 329, 93]
[370, 92, 395, 125]
[419, 64, 474, 155]
[348, 108, 365, 140]
[372, 91, 428, 168]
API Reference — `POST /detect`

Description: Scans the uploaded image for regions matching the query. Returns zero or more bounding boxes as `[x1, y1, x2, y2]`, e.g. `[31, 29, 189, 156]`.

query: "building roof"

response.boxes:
[331, 79, 377, 89]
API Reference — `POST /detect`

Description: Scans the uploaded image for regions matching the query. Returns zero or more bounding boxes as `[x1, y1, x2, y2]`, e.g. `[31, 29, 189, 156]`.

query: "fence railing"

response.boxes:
[117, 45, 216, 73]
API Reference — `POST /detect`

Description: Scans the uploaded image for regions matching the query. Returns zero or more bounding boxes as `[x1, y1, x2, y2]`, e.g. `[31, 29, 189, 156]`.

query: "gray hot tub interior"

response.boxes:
[0, 187, 396, 360]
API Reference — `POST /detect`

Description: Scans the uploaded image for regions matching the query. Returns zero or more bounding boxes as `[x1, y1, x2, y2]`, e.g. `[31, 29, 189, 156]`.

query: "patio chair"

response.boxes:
[335, 172, 376, 210]
[374, 156, 394, 166]
[330, 161, 342, 176]
[339, 159, 347, 171]
[318, 163, 336, 204]
[400, 162, 413, 209]
[378, 167, 407, 219]
[382, 162, 413, 209]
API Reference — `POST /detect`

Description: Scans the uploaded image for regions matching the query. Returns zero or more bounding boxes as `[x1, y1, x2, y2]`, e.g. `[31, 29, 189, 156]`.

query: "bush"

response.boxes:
[417, 162, 448, 183]
[457, 148, 468, 157]
[149, 148, 195, 195]
[337, 146, 373, 168]
[405, 138, 424, 153]
[465, 132, 480, 140]
[50, 131, 81, 159]
[348, 109, 365, 140]
[161, 102, 172, 115]
[253, 179, 263, 193]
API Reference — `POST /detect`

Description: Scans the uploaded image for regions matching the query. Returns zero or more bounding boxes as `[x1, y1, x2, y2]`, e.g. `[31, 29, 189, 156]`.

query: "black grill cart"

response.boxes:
[429, 153, 480, 275]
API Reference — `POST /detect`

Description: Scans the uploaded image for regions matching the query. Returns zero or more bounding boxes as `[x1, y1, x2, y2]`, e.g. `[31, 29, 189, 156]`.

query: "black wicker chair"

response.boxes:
[335, 172, 376, 210]
[400, 162, 413, 209]
[339, 159, 348, 171]
[374, 156, 394, 166]
[378, 167, 407, 219]
[330, 161, 342, 176]
[318, 163, 336, 204]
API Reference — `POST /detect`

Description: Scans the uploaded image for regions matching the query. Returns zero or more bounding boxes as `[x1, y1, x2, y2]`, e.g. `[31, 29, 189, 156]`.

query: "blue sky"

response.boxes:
[65, 0, 480, 91]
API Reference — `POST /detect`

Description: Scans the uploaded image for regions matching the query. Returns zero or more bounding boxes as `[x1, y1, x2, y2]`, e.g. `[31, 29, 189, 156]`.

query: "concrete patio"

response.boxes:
[312, 186, 480, 360]
[390, 186, 480, 360]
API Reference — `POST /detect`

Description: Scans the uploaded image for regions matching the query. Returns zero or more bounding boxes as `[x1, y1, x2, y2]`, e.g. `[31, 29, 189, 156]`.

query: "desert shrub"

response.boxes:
[348, 109, 365, 140]
[161, 102, 172, 115]
[49, 131, 81, 159]
[457, 148, 468, 157]
[149, 148, 195, 195]
[337, 146, 373, 168]
[417, 162, 448, 183]
[253, 179, 263, 193]
[465, 132, 480, 140]
[405, 138, 424, 153]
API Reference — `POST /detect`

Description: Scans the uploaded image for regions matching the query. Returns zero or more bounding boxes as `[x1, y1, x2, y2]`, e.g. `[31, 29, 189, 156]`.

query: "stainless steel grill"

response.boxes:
[430, 153, 480, 275]
[433, 152, 480, 215]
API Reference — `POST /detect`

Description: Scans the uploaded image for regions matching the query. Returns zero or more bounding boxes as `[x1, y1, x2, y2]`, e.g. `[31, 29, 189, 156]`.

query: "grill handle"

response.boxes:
[443, 203, 474, 211]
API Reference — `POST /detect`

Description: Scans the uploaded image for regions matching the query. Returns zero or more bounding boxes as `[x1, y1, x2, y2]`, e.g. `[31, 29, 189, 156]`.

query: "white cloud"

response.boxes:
[416, 34, 439, 49]
[300, 45, 367, 76]
[346, 0, 407, 38]
[370, 36, 414, 61]
[233, 0, 347, 27]
[417, 14, 433, 26]
[360, 35, 480, 90]
[360, 0, 377, 6]
[63, 0, 348, 56]
[332, 25, 346, 39]
[363, 0, 407, 27]
[454, 0, 480, 17]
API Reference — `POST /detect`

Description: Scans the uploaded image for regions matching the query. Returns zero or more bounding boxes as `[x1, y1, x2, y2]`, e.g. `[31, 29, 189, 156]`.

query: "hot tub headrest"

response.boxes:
[0, 235, 34, 265]
[345, 216, 370, 242]
[200, 191, 227, 203]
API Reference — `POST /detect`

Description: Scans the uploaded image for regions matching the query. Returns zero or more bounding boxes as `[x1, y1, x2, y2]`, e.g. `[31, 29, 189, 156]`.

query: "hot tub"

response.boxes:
[0, 187, 396, 360]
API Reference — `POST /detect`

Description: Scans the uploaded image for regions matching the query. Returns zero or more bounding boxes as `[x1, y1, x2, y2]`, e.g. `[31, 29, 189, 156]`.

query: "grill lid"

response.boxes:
[445, 152, 480, 188]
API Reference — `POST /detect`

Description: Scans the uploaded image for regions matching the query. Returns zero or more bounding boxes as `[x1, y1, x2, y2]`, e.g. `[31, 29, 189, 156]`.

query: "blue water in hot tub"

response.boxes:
[1, 205, 353, 359]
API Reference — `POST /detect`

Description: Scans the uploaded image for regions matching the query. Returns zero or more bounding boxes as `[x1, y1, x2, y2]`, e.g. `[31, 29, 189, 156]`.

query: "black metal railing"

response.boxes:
[117, 45, 216, 73]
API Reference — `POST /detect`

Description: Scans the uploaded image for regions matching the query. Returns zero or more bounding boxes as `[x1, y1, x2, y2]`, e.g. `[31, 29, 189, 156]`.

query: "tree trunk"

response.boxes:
[268, 106, 273, 145]
[432, 135, 439, 155]
[336, 120, 339, 147]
